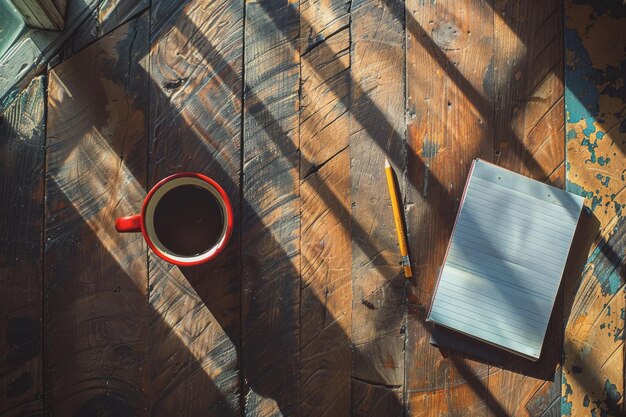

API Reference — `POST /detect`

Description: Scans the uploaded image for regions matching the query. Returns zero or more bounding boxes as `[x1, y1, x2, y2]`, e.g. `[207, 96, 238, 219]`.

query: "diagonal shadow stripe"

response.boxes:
[154, 11, 406, 271]
[38, 2, 569, 415]
[146, 3, 405, 414]
[148, 1, 568, 404]
[45, 178, 241, 417]
[256, 0, 569, 215]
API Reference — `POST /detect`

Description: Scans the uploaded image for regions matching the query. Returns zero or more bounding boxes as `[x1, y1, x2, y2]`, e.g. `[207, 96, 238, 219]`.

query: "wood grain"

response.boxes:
[493, 0, 564, 183]
[148, 0, 243, 415]
[45, 16, 149, 417]
[486, 1, 566, 416]
[405, 0, 494, 415]
[0, 76, 45, 417]
[242, 1, 301, 416]
[3, 2, 619, 416]
[12, 0, 66, 30]
[352, 379, 403, 417]
[562, 219, 625, 417]
[0, 0, 99, 109]
[564, 1, 626, 415]
[72, 0, 150, 54]
[300, 1, 352, 415]
[350, 0, 406, 413]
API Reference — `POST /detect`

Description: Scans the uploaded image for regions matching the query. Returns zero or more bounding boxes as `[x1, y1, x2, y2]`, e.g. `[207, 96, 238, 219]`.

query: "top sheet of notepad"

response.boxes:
[427, 159, 584, 360]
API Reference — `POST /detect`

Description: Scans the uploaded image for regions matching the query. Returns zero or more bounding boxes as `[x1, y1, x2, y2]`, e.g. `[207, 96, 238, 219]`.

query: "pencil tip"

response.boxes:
[384, 158, 390, 168]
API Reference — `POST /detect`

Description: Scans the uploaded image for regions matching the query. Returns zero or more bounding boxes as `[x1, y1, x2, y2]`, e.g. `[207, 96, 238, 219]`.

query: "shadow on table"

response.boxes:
[42, 179, 241, 416]
[180, 254, 405, 417]
[40, 10, 407, 417]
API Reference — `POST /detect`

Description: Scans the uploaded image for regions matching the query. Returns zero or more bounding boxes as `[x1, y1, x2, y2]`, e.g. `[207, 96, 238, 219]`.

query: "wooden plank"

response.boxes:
[564, 1, 626, 415]
[352, 379, 403, 417]
[494, 0, 562, 179]
[0, 76, 45, 417]
[12, 0, 66, 30]
[45, 17, 149, 416]
[405, 0, 493, 415]
[148, 0, 243, 415]
[242, 1, 301, 415]
[487, 1, 566, 415]
[72, 0, 150, 53]
[0, 37, 44, 110]
[1, 0, 101, 109]
[350, 0, 405, 413]
[299, 0, 352, 415]
[561, 220, 625, 417]
[493, 0, 564, 184]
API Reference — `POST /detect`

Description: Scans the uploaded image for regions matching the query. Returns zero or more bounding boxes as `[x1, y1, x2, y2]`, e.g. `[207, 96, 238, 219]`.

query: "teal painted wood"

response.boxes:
[0, 0, 26, 59]
[564, 1, 626, 416]
[565, 2, 626, 216]
[0, 0, 100, 110]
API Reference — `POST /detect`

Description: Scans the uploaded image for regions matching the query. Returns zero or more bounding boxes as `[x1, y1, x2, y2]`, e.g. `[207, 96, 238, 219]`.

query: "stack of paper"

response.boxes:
[427, 159, 584, 360]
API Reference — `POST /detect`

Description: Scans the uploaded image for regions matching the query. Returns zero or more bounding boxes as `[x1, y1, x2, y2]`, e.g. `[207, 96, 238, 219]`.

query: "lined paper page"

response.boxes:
[428, 159, 584, 360]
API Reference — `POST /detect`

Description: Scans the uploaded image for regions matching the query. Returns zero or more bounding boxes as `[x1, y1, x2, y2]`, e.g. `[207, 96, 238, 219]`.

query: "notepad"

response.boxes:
[427, 159, 584, 361]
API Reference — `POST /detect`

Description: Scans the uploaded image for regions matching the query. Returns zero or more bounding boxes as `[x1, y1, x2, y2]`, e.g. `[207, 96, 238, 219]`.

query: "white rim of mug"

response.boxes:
[144, 177, 229, 264]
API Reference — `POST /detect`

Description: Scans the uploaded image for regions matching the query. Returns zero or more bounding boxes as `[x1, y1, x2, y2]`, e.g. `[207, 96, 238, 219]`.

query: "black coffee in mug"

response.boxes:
[153, 185, 224, 257]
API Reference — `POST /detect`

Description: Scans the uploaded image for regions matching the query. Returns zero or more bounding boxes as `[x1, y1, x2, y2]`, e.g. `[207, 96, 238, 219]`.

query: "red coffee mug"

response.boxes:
[115, 172, 233, 266]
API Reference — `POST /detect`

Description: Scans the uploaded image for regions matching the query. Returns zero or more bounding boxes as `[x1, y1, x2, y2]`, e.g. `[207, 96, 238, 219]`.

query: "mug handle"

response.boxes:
[115, 214, 142, 233]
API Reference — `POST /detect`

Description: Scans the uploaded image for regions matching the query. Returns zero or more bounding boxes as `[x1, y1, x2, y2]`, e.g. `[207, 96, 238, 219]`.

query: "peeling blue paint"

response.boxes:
[565, 28, 599, 124]
[580, 138, 598, 163]
[561, 396, 573, 415]
[580, 139, 597, 163]
[603, 270, 622, 295]
[566, 181, 593, 199]
[562, 374, 573, 415]
[572, 0, 626, 17]
[591, 195, 603, 211]
[583, 118, 597, 137]
[586, 236, 624, 296]
[596, 173, 610, 187]
[567, 129, 577, 140]
[603, 379, 621, 410]
[614, 326, 624, 342]
[602, 176, 610, 187]
[564, 5, 625, 413]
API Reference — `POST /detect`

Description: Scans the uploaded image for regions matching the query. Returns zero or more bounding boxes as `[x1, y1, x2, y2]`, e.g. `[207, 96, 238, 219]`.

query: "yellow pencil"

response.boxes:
[384, 158, 412, 278]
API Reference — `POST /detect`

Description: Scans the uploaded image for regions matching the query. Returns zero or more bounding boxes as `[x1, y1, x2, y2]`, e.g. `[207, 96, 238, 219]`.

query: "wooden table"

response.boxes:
[1, 0, 624, 416]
